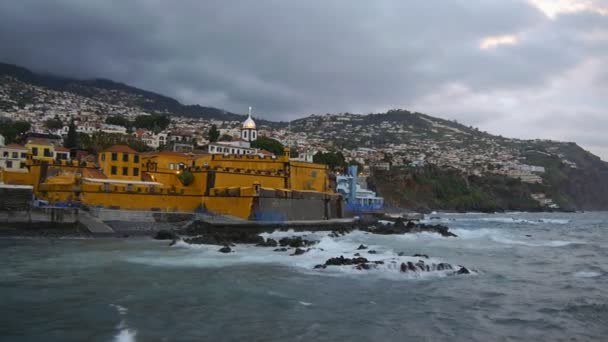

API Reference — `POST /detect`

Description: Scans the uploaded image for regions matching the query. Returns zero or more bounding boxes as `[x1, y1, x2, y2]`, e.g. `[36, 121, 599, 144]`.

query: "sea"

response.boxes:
[1, 212, 608, 341]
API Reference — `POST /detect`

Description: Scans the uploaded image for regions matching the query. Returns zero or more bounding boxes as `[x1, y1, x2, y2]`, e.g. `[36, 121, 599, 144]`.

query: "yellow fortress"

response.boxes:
[0, 113, 343, 221]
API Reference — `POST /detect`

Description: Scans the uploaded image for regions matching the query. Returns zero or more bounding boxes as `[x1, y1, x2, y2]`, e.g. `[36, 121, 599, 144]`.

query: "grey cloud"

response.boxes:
[0, 1, 606, 157]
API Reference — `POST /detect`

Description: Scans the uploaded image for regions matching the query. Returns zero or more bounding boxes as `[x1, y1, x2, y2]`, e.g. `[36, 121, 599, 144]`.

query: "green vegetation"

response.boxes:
[178, 171, 194, 186]
[44, 116, 63, 130]
[105, 116, 131, 128]
[251, 136, 285, 156]
[313, 151, 346, 170]
[64, 119, 77, 149]
[207, 124, 220, 143]
[371, 164, 542, 212]
[0, 118, 31, 144]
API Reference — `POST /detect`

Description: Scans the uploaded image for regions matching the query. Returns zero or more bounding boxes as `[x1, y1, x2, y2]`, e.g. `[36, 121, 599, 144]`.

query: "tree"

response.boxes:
[0, 119, 30, 144]
[133, 114, 170, 133]
[44, 116, 63, 130]
[65, 119, 78, 149]
[105, 116, 131, 128]
[207, 124, 220, 143]
[250, 136, 285, 156]
[313, 151, 347, 170]
[219, 134, 233, 142]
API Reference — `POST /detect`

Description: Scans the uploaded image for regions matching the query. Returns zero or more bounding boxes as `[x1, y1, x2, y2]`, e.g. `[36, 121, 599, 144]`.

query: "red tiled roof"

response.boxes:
[26, 138, 54, 145]
[103, 145, 138, 154]
[55, 146, 70, 152]
[4, 144, 28, 150]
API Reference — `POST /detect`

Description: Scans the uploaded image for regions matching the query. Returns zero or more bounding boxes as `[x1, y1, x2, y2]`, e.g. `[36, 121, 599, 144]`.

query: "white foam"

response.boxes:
[114, 328, 137, 342]
[127, 235, 470, 281]
[574, 271, 601, 278]
[299, 301, 312, 306]
[111, 304, 136, 342]
[490, 236, 576, 247]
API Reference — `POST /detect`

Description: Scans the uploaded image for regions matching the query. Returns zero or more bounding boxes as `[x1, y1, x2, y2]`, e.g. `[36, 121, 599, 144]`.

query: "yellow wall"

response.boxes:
[98, 151, 141, 181]
[25, 142, 55, 162]
[202, 196, 254, 219]
[290, 161, 329, 192]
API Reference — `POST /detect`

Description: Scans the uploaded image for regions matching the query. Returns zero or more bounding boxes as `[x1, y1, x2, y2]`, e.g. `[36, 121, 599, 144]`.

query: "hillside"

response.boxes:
[1, 62, 608, 211]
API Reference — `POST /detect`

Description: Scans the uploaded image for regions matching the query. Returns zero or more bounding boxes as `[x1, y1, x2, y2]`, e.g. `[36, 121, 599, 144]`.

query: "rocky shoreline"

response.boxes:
[153, 217, 474, 276]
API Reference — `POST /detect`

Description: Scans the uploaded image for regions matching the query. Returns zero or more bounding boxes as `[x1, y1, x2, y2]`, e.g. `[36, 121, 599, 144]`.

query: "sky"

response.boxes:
[0, 0, 606, 158]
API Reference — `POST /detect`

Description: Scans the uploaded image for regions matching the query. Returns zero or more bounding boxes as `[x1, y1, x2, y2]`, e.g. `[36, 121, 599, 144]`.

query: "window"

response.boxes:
[134, 155, 139, 163]
[111, 166, 117, 175]
[101, 154, 105, 161]
[2, 151, 7, 157]
[20, 153, 26, 158]
[122, 167, 128, 176]
[32, 147, 38, 156]
[123, 153, 129, 162]
[169, 163, 174, 170]
[44, 148, 52, 157]
[11, 152, 17, 158]
[20, 162, 25, 169]
[252, 131, 257, 140]
[111, 153, 117, 161]
[6, 160, 12, 168]
[133, 168, 139, 176]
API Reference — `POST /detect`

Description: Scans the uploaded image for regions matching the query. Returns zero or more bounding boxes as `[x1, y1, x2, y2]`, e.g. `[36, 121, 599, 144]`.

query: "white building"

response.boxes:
[208, 107, 264, 156]
[0, 144, 28, 172]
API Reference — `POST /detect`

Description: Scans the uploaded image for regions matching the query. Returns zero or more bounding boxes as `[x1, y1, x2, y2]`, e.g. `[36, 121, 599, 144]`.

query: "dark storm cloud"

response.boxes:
[0, 0, 606, 157]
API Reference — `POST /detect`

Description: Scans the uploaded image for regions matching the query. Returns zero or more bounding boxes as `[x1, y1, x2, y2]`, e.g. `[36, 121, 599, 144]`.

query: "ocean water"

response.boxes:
[1, 212, 608, 341]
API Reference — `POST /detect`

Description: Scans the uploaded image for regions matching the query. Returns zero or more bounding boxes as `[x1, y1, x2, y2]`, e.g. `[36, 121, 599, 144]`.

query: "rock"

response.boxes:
[273, 247, 288, 252]
[169, 239, 178, 246]
[153, 229, 178, 240]
[324, 256, 369, 266]
[368, 250, 377, 254]
[354, 253, 361, 256]
[356, 263, 372, 270]
[357, 244, 368, 250]
[279, 237, 318, 248]
[400, 262, 408, 272]
[407, 261, 417, 272]
[413, 253, 429, 258]
[456, 267, 471, 275]
[525, 234, 532, 237]
[256, 238, 278, 247]
[314, 264, 326, 269]
[218, 246, 232, 253]
[291, 248, 307, 256]
[397, 252, 406, 256]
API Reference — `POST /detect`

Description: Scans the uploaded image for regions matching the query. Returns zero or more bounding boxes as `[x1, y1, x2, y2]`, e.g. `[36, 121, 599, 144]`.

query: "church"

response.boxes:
[207, 107, 266, 156]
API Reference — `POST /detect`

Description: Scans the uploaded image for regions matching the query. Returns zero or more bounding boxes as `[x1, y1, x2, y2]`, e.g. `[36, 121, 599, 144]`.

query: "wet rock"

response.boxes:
[525, 234, 532, 238]
[324, 256, 369, 266]
[356, 263, 372, 270]
[368, 250, 377, 254]
[436, 263, 453, 271]
[407, 261, 417, 272]
[154, 229, 178, 240]
[400, 262, 408, 272]
[357, 244, 368, 250]
[273, 247, 288, 252]
[169, 239, 178, 246]
[397, 252, 406, 256]
[360, 219, 458, 238]
[218, 246, 232, 253]
[279, 237, 318, 248]
[314, 264, 327, 269]
[256, 238, 278, 247]
[413, 253, 429, 259]
[456, 267, 471, 275]
[291, 248, 307, 256]
[354, 253, 361, 256]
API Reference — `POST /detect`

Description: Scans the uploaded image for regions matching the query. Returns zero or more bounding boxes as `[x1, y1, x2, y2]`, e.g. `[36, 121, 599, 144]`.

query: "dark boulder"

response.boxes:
[273, 247, 289, 252]
[368, 250, 377, 254]
[279, 237, 318, 248]
[314, 264, 327, 269]
[256, 238, 278, 247]
[218, 246, 232, 253]
[413, 253, 429, 259]
[456, 267, 471, 275]
[154, 229, 178, 240]
[291, 248, 307, 256]
[357, 244, 368, 250]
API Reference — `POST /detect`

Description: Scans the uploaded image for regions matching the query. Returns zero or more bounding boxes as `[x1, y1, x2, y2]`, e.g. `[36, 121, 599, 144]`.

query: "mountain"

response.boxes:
[2, 62, 608, 211]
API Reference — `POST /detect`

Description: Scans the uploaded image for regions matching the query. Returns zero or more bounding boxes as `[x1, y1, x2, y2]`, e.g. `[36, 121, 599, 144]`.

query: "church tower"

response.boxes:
[241, 106, 257, 142]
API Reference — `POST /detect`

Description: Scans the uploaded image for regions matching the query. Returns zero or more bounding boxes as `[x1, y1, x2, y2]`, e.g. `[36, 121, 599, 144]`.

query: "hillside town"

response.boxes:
[0, 73, 580, 199]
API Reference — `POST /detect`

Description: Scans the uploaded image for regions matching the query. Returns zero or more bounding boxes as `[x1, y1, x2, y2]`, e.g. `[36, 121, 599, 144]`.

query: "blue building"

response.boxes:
[336, 166, 384, 211]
